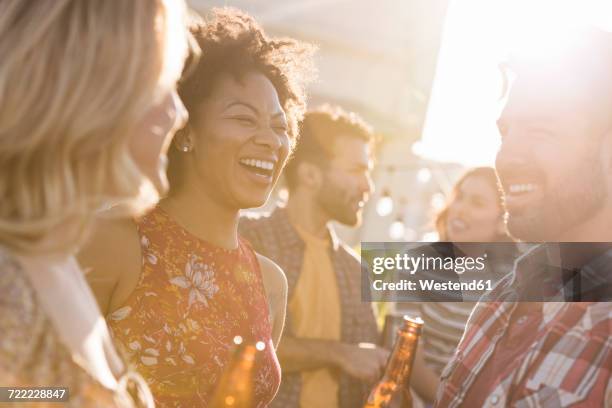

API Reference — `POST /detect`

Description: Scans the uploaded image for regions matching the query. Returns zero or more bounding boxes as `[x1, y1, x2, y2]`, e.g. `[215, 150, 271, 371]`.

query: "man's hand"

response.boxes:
[335, 344, 390, 383]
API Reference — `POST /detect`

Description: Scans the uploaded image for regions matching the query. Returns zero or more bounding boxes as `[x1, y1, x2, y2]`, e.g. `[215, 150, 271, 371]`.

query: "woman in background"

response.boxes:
[0, 0, 192, 406]
[409, 167, 516, 404]
[80, 8, 315, 407]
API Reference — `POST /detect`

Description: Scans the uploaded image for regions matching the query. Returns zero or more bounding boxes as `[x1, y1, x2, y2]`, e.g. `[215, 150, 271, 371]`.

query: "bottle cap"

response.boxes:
[402, 316, 424, 332]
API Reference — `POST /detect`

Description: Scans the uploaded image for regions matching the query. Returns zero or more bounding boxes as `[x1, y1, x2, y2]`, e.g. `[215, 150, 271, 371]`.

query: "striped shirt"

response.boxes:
[435, 244, 612, 407]
[419, 302, 476, 374]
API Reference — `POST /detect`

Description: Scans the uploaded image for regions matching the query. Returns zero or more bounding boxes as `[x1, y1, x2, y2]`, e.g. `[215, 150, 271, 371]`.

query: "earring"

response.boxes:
[175, 129, 193, 153]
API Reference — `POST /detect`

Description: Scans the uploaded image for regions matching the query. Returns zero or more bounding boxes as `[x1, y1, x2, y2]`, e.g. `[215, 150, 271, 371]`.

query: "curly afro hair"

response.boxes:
[178, 7, 317, 141]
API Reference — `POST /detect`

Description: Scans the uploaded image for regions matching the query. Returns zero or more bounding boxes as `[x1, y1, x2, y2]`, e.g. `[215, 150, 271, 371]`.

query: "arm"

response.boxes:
[256, 254, 288, 348]
[277, 336, 389, 383]
[276, 336, 344, 373]
[78, 218, 141, 315]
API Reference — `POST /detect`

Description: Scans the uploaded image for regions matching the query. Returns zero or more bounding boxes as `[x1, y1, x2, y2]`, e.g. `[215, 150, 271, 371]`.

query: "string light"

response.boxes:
[430, 192, 446, 211]
[389, 216, 406, 240]
[421, 231, 439, 242]
[376, 188, 394, 217]
[417, 167, 432, 184]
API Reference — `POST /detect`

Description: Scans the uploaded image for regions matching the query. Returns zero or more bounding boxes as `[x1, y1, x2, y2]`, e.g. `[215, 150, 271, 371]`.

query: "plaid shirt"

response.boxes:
[435, 244, 612, 407]
[239, 207, 379, 408]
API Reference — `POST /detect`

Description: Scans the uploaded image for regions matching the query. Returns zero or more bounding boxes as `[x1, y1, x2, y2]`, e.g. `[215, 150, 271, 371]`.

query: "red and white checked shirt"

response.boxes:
[435, 244, 612, 407]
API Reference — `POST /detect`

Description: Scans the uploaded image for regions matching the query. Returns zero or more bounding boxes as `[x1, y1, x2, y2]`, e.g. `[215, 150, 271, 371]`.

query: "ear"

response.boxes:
[296, 161, 323, 190]
[173, 128, 194, 153]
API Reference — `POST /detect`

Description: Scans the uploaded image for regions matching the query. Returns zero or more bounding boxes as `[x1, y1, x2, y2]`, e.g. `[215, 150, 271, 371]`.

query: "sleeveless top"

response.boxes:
[107, 207, 281, 408]
[0, 247, 151, 408]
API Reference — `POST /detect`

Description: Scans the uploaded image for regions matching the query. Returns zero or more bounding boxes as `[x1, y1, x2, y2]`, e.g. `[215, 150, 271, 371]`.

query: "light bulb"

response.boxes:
[389, 219, 406, 240]
[376, 191, 394, 217]
[421, 231, 439, 242]
[417, 168, 432, 184]
[277, 188, 289, 202]
[411, 141, 425, 156]
[431, 193, 446, 211]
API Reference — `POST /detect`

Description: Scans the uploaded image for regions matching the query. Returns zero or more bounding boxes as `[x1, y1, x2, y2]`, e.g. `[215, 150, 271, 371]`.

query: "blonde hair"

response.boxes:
[0, 0, 192, 254]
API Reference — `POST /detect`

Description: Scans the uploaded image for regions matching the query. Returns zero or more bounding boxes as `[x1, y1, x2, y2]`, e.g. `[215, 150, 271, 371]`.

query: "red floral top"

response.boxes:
[107, 207, 281, 408]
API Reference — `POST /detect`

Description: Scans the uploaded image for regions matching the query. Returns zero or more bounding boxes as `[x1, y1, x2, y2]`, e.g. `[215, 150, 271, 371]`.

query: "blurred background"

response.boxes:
[190, 0, 612, 245]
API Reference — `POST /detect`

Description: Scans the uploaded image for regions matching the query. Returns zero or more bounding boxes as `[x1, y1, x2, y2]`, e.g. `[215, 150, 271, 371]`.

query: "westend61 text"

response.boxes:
[372, 279, 493, 292]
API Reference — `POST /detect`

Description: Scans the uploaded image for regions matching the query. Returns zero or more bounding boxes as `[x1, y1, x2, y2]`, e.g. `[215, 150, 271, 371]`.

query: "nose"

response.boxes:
[359, 171, 374, 198]
[254, 127, 283, 151]
[495, 125, 529, 175]
[451, 198, 468, 218]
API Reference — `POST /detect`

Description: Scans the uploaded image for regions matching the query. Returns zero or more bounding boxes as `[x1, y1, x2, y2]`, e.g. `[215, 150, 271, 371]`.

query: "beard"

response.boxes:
[316, 175, 363, 227]
[504, 145, 606, 241]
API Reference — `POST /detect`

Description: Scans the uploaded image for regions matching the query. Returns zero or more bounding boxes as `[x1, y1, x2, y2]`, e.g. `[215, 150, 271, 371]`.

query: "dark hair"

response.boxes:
[435, 167, 511, 242]
[167, 8, 316, 192]
[178, 7, 315, 139]
[284, 104, 375, 191]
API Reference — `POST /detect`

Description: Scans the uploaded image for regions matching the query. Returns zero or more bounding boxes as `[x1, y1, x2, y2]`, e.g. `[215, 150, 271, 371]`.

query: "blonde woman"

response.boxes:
[0, 1, 193, 406]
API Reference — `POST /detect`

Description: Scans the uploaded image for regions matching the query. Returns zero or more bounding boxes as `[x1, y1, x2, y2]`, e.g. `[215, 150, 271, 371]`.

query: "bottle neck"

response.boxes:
[382, 326, 421, 384]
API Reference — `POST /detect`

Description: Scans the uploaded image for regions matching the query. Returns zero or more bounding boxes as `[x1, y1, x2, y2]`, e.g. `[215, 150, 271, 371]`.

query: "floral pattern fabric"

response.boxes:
[0, 248, 147, 408]
[108, 207, 281, 408]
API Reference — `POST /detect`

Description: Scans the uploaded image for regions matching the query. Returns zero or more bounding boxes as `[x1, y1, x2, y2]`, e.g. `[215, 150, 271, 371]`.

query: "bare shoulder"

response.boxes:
[79, 217, 140, 275]
[78, 217, 141, 314]
[255, 253, 287, 346]
[255, 253, 288, 295]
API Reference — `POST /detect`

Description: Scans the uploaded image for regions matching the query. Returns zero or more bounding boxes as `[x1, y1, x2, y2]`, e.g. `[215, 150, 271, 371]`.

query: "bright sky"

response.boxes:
[419, 0, 612, 166]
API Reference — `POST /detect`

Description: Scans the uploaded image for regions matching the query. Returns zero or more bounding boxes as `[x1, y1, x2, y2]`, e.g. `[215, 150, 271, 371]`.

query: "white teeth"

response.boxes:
[508, 183, 536, 194]
[239, 158, 275, 171]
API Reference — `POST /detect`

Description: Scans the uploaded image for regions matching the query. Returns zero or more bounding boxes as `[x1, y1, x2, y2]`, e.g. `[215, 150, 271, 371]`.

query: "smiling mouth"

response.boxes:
[239, 158, 276, 179]
[507, 183, 538, 196]
[502, 181, 543, 211]
[504, 182, 541, 201]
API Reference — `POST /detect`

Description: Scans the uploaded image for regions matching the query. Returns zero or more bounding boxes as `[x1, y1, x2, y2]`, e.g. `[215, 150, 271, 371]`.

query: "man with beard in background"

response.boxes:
[435, 27, 612, 407]
[240, 105, 388, 408]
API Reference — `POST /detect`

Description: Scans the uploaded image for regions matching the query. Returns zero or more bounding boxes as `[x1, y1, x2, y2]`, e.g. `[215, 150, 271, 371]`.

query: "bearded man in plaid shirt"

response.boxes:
[435, 27, 612, 407]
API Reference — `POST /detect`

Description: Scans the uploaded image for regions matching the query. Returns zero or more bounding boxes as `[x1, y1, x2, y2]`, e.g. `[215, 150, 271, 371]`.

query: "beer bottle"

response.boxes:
[211, 336, 265, 408]
[364, 316, 424, 408]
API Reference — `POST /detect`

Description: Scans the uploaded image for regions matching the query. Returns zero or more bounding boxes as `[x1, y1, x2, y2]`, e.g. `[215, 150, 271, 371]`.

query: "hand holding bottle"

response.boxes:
[335, 343, 390, 383]
[364, 316, 424, 408]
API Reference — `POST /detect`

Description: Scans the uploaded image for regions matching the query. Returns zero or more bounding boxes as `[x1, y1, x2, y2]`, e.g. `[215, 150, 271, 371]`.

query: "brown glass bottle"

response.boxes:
[364, 316, 424, 408]
[210, 336, 264, 408]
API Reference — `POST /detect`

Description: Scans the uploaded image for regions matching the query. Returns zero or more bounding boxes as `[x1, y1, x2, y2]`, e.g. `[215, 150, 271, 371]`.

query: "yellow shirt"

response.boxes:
[289, 224, 342, 408]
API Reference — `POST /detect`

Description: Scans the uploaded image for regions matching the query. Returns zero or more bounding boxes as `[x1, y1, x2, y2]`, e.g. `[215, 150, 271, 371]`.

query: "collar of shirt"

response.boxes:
[269, 206, 341, 252]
